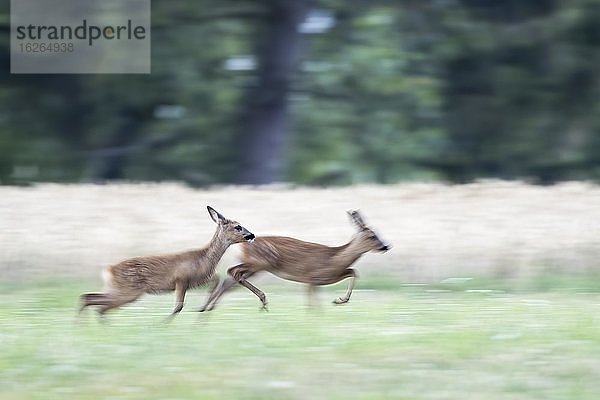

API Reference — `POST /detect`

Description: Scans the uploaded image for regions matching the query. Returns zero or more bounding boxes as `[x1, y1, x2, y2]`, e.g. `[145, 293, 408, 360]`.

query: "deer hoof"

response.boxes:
[333, 297, 348, 305]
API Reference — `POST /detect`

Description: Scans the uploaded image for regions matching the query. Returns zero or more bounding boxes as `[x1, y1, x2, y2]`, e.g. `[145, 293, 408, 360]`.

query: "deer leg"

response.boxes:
[332, 268, 357, 305]
[199, 276, 239, 312]
[80, 292, 138, 315]
[97, 294, 140, 316]
[238, 280, 269, 311]
[170, 280, 188, 316]
[306, 285, 319, 308]
[228, 264, 268, 311]
[80, 290, 141, 320]
[197, 274, 221, 311]
[79, 292, 108, 314]
[198, 275, 224, 312]
[207, 274, 221, 293]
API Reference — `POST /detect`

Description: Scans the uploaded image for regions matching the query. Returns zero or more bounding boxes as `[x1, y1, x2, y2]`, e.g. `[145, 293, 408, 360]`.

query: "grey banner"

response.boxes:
[11, 0, 150, 74]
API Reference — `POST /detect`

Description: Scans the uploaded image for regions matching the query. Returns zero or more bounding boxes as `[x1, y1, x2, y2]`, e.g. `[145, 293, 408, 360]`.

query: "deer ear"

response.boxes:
[347, 210, 366, 229]
[207, 206, 226, 224]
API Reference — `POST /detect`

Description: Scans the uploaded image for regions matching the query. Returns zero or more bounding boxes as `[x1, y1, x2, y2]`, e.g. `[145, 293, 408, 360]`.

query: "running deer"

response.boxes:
[79, 206, 255, 317]
[200, 210, 390, 311]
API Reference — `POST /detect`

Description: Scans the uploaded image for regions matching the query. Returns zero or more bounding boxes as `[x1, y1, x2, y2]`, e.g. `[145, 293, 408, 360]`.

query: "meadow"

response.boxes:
[1, 278, 600, 400]
[1, 182, 600, 399]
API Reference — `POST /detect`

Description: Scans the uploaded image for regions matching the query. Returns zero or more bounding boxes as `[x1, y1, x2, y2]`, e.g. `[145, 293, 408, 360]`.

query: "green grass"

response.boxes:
[1, 278, 600, 400]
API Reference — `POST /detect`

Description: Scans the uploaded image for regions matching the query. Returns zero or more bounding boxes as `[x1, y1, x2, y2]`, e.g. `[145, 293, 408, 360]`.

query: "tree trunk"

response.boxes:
[85, 107, 142, 181]
[235, 0, 311, 184]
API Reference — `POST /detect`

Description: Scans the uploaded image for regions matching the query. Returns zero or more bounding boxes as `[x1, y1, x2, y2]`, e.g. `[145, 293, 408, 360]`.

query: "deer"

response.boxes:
[79, 206, 255, 318]
[199, 210, 390, 311]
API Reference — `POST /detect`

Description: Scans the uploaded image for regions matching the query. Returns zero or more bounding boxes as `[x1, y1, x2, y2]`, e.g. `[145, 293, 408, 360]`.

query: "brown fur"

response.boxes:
[200, 210, 390, 311]
[79, 206, 254, 317]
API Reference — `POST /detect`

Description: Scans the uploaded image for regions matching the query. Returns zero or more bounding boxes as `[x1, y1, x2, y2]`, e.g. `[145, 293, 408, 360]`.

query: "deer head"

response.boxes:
[207, 206, 255, 244]
[347, 210, 390, 252]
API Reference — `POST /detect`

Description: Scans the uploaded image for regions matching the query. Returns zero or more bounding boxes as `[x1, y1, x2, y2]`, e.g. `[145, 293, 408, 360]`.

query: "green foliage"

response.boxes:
[1, 0, 599, 184]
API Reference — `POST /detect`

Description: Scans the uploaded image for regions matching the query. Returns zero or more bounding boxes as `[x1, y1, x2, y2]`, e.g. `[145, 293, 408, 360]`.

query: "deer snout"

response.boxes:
[244, 233, 256, 242]
[378, 244, 391, 252]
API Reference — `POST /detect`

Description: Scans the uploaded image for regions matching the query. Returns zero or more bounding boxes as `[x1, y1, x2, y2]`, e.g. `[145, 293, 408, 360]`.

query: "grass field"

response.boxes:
[1, 278, 600, 400]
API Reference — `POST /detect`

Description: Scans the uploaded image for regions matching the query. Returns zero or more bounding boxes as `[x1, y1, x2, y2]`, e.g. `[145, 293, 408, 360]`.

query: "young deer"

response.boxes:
[80, 206, 255, 317]
[200, 210, 390, 311]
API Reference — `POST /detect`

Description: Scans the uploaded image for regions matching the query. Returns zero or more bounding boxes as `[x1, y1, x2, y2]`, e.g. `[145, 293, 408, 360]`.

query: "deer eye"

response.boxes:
[234, 225, 243, 232]
[369, 235, 377, 240]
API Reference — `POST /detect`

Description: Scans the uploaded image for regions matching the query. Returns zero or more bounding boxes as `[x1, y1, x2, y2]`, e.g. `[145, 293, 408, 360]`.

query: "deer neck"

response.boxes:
[332, 236, 366, 268]
[197, 228, 230, 271]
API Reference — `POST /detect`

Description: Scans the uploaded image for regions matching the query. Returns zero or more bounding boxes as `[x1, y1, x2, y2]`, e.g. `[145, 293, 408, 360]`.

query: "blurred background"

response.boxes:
[1, 0, 600, 291]
[1, 0, 599, 186]
[1, 0, 600, 293]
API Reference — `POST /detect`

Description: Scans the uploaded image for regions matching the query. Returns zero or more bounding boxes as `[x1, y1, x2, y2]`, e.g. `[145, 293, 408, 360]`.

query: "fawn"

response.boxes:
[200, 210, 390, 311]
[79, 206, 254, 317]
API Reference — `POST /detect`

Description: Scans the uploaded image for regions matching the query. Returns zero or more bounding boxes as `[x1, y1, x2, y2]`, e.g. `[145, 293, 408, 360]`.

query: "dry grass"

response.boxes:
[1, 181, 599, 282]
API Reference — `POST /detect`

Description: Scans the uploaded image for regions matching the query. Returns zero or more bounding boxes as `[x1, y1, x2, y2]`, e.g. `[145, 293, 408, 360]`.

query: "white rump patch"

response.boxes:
[101, 268, 114, 291]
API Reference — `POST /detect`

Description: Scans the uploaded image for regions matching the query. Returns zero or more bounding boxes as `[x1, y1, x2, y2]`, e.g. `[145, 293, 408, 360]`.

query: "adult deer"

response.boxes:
[79, 206, 254, 317]
[200, 210, 390, 311]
